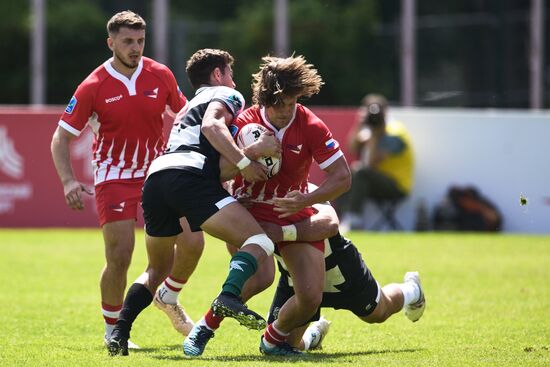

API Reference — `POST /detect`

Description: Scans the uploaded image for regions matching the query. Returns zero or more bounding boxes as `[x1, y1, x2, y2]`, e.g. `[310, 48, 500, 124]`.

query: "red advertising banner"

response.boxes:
[0, 107, 97, 227]
[0, 106, 356, 227]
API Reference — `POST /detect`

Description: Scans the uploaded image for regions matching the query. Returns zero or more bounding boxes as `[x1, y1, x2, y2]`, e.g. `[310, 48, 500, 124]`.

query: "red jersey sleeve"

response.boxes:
[164, 68, 186, 117]
[58, 81, 96, 136]
[305, 107, 344, 170]
[231, 107, 258, 141]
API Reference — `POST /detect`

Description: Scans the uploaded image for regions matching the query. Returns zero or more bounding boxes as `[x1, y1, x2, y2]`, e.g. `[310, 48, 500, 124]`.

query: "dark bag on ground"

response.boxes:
[432, 186, 503, 231]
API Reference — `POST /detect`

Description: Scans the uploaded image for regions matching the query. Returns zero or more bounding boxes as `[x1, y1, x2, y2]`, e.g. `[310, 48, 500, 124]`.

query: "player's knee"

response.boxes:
[255, 266, 275, 292]
[241, 233, 274, 256]
[105, 241, 134, 271]
[106, 255, 132, 273]
[182, 235, 205, 256]
[298, 289, 322, 311]
[179, 230, 204, 247]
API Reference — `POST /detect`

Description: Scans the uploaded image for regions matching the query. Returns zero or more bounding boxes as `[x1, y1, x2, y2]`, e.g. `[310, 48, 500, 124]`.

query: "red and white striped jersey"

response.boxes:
[58, 57, 186, 186]
[230, 104, 343, 202]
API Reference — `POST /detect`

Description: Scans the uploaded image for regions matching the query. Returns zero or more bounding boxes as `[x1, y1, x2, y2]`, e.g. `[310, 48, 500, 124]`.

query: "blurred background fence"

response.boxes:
[1, 0, 549, 232]
[4, 0, 548, 108]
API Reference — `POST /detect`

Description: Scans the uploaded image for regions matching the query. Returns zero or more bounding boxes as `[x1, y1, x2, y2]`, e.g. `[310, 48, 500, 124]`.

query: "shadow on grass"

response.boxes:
[147, 347, 422, 362]
[130, 345, 181, 354]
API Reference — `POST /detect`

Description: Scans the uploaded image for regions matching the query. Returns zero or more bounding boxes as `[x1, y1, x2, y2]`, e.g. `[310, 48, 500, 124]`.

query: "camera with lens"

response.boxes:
[363, 103, 385, 128]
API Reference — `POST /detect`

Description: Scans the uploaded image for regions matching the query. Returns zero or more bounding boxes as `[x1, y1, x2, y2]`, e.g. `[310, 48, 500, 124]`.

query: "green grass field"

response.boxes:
[1, 230, 549, 366]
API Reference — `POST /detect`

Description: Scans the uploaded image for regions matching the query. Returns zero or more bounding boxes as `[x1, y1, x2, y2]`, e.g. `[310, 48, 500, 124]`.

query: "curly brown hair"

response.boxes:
[106, 10, 146, 35]
[251, 55, 323, 107]
[186, 49, 234, 90]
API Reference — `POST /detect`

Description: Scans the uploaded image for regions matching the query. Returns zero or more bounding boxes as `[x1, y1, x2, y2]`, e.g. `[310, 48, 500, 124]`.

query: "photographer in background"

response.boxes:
[340, 94, 415, 231]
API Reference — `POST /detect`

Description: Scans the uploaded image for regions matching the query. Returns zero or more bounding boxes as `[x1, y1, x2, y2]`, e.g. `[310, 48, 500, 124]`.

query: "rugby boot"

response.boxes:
[306, 316, 331, 350]
[107, 330, 129, 356]
[183, 324, 214, 356]
[211, 293, 266, 330]
[104, 335, 139, 350]
[404, 271, 426, 322]
[259, 336, 302, 356]
[153, 291, 194, 335]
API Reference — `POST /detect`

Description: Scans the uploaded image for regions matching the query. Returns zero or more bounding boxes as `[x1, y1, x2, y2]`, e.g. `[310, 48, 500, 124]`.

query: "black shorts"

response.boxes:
[142, 169, 235, 235]
[267, 242, 380, 324]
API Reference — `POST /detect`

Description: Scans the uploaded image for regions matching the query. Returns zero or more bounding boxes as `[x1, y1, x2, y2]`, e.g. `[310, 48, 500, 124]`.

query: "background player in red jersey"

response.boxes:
[183, 55, 352, 356]
[50, 10, 199, 349]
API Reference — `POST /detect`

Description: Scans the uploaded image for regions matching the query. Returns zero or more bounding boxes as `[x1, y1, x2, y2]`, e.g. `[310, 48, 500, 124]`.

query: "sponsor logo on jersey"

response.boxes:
[65, 96, 77, 114]
[110, 201, 126, 212]
[228, 124, 238, 138]
[325, 138, 338, 149]
[105, 94, 123, 104]
[287, 143, 302, 154]
[144, 87, 159, 99]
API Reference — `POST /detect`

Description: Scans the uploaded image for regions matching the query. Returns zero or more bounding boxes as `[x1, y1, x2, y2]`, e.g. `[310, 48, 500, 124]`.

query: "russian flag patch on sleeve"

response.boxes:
[325, 138, 338, 149]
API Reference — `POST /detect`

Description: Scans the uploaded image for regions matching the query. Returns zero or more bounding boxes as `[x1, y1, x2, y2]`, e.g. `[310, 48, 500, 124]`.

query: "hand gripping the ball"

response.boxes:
[237, 123, 282, 178]
[240, 160, 268, 182]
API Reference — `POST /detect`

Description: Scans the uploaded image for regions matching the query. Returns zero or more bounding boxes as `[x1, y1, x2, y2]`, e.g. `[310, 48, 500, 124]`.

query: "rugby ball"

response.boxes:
[236, 123, 281, 178]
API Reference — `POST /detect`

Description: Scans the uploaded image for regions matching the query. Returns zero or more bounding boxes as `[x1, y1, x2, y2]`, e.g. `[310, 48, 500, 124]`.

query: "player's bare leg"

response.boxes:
[200, 202, 270, 328]
[183, 202, 273, 357]
[171, 228, 204, 287]
[361, 273, 424, 324]
[260, 243, 324, 355]
[100, 219, 135, 346]
[108, 234, 176, 356]
[271, 243, 324, 330]
[286, 325, 308, 350]
[361, 284, 405, 323]
[184, 246, 275, 356]
[154, 221, 204, 336]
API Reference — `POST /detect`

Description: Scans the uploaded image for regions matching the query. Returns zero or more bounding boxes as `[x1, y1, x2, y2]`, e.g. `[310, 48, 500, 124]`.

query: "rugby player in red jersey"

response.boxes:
[50, 10, 197, 350]
[263, 185, 426, 352]
[183, 55, 352, 356]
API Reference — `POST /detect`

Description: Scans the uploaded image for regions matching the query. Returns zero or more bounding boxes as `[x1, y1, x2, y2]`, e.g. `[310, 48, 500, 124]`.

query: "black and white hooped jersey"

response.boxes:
[147, 86, 245, 180]
[275, 233, 369, 294]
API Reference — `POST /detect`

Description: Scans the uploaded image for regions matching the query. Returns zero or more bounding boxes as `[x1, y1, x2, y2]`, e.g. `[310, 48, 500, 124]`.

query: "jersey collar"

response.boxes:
[260, 105, 297, 140]
[195, 86, 211, 95]
[103, 57, 144, 96]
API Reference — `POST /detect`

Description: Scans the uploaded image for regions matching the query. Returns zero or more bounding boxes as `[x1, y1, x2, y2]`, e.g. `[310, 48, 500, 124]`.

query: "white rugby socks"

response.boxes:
[157, 275, 186, 304]
[399, 281, 420, 306]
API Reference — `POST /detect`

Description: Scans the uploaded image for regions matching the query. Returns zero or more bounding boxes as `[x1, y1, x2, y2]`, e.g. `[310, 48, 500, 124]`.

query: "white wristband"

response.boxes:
[282, 224, 297, 242]
[236, 156, 251, 170]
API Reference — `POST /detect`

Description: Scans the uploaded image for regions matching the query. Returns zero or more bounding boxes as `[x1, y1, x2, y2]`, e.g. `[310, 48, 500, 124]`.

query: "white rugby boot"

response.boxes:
[304, 316, 331, 350]
[153, 291, 194, 336]
[403, 271, 426, 322]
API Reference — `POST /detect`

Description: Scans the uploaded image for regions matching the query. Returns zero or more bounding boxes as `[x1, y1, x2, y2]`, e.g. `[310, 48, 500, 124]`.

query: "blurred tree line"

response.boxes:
[0, 0, 546, 108]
